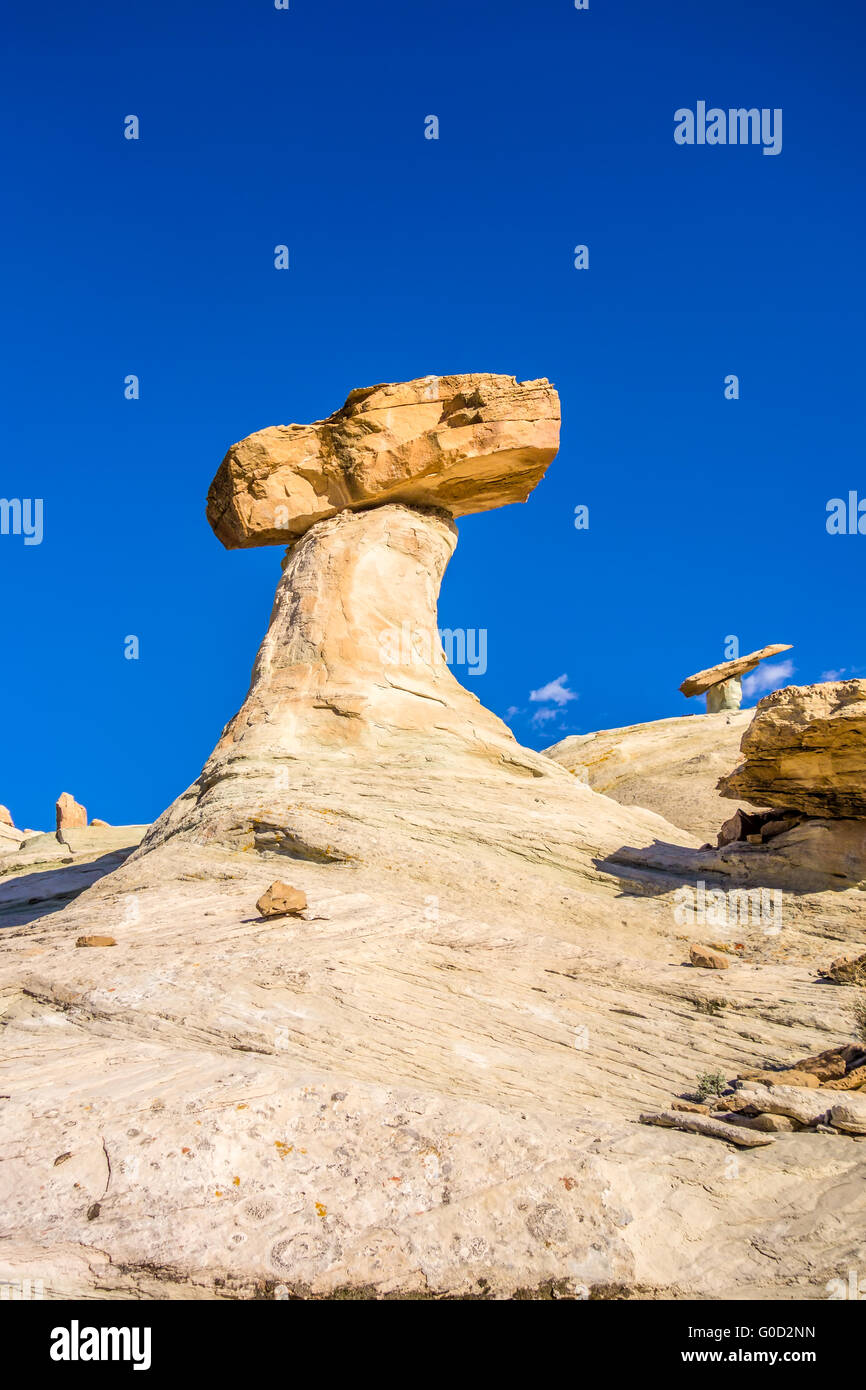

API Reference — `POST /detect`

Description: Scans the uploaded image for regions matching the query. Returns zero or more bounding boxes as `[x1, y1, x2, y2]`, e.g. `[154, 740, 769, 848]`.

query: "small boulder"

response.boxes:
[786, 1044, 858, 1080]
[689, 944, 732, 970]
[256, 882, 307, 918]
[56, 793, 87, 831]
[829, 1102, 866, 1135]
[90, 818, 111, 828]
[75, 935, 117, 948]
[822, 1065, 866, 1092]
[0, 805, 13, 827]
[738, 1068, 820, 1089]
[716, 1112, 797, 1133]
[819, 952, 866, 986]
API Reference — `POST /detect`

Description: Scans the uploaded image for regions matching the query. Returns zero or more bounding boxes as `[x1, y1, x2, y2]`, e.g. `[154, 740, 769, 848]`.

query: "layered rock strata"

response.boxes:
[719, 680, 866, 819]
[207, 374, 560, 548]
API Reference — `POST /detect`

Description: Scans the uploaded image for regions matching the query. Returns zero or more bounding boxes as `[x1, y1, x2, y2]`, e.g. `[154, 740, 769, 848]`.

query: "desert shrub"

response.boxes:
[696, 1069, 728, 1099]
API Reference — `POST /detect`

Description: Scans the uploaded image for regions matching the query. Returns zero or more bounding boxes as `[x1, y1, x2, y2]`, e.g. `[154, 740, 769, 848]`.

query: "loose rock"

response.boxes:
[689, 944, 732, 970]
[256, 882, 308, 918]
[819, 952, 866, 986]
[640, 1110, 775, 1147]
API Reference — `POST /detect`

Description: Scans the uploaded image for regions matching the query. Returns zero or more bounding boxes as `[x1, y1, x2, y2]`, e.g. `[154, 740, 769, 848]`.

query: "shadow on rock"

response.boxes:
[0, 850, 137, 929]
[595, 818, 866, 898]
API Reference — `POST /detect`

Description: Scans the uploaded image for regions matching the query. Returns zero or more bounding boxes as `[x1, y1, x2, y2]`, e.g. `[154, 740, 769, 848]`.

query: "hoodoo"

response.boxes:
[141, 375, 566, 859]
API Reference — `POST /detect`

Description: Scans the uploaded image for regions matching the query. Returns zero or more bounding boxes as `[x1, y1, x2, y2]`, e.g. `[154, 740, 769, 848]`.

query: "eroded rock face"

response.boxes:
[206, 374, 560, 547]
[141, 503, 565, 857]
[544, 711, 752, 841]
[55, 793, 87, 831]
[719, 680, 866, 818]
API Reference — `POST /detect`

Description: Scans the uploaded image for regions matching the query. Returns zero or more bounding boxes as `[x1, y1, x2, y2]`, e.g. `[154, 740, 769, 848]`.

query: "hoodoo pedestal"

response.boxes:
[140, 374, 565, 858]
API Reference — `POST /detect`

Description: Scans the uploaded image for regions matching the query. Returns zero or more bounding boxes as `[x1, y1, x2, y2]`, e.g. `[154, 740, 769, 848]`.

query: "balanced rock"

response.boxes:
[680, 644, 792, 700]
[718, 680, 866, 818]
[55, 793, 87, 831]
[256, 882, 307, 918]
[0, 805, 12, 827]
[207, 374, 560, 547]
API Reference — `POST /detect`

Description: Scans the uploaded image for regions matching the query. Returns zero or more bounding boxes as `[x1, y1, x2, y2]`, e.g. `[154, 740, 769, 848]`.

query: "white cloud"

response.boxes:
[530, 707, 561, 727]
[529, 673, 578, 707]
[821, 669, 846, 682]
[505, 705, 522, 718]
[742, 660, 795, 699]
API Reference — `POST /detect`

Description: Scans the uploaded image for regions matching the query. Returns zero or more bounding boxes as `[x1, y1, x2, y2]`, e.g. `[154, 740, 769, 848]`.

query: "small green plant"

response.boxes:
[692, 996, 728, 1016]
[852, 996, 866, 1046]
[696, 1069, 728, 1100]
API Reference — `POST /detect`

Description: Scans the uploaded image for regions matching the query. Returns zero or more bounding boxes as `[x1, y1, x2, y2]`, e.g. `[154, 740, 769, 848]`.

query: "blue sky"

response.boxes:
[2, 0, 864, 830]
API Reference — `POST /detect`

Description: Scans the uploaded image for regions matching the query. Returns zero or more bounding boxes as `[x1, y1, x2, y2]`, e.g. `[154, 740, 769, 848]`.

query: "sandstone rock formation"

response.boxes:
[56, 792, 87, 832]
[0, 805, 25, 853]
[544, 711, 752, 841]
[679, 644, 792, 699]
[207, 374, 560, 548]
[139, 502, 568, 860]
[2, 380, 866, 1302]
[719, 680, 866, 818]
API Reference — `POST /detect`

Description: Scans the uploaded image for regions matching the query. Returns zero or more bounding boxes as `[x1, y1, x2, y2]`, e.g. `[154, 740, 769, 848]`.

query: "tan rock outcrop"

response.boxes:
[679, 644, 792, 698]
[55, 793, 87, 831]
[4, 381, 866, 1302]
[719, 680, 866, 818]
[544, 711, 752, 841]
[0, 805, 12, 827]
[206, 374, 560, 547]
